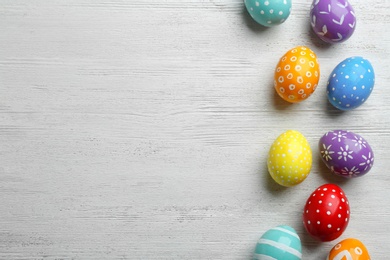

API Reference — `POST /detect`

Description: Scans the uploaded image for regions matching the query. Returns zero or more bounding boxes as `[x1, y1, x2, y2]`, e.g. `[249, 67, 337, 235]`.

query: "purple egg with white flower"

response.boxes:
[319, 130, 374, 178]
[310, 0, 356, 43]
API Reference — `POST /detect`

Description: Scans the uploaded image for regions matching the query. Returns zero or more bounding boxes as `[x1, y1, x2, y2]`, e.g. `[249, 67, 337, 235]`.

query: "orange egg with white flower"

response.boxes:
[274, 46, 320, 103]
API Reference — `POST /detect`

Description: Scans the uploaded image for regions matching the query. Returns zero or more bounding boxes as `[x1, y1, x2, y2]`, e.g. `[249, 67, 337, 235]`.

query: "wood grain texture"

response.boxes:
[0, 0, 389, 259]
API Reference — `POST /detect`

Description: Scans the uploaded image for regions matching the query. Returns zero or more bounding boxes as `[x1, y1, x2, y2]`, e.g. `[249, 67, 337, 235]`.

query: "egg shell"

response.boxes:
[327, 238, 371, 260]
[319, 130, 374, 178]
[303, 184, 350, 242]
[310, 0, 356, 43]
[274, 46, 320, 103]
[254, 225, 302, 260]
[267, 130, 312, 187]
[327, 57, 375, 110]
[245, 0, 292, 27]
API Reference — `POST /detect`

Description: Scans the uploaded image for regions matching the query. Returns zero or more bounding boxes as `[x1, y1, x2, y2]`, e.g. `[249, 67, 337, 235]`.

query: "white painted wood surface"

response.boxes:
[1, 0, 389, 259]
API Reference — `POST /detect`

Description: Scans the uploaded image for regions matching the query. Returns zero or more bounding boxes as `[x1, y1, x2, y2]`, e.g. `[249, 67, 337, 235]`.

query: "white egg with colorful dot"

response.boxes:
[245, 0, 292, 27]
[254, 225, 302, 260]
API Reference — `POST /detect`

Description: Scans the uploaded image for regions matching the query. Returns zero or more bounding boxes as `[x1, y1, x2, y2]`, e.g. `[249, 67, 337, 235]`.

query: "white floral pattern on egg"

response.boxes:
[319, 130, 374, 178]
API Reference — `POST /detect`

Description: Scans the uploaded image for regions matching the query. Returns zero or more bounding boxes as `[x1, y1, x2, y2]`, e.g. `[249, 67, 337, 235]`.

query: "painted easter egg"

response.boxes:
[327, 238, 371, 260]
[245, 0, 292, 27]
[310, 0, 356, 43]
[319, 130, 374, 178]
[303, 184, 350, 242]
[327, 57, 375, 110]
[267, 130, 312, 187]
[274, 46, 320, 103]
[254, 225, 302, 260]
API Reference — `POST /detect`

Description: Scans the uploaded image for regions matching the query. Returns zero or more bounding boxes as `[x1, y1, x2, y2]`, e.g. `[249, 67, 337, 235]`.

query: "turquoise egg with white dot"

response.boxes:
[327, 57, 375, 110]
[254, 225, 302, 260]
[244, 0, 292, 27]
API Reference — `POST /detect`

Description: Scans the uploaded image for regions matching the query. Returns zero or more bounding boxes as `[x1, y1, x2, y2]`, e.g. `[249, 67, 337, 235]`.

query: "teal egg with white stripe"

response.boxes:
[254, 225, 302, 260]
[244, 0, 292, 27]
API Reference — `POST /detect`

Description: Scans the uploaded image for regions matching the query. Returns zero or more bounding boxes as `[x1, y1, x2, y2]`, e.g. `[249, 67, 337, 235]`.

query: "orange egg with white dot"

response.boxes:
[267, 130, 312, 187]
[274, 46, 320, 103]
[328, 238, 371, 260]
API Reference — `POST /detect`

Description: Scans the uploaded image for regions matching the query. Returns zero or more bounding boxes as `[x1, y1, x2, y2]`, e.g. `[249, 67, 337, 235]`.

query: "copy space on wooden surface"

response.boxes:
[1, 0, 389, 259]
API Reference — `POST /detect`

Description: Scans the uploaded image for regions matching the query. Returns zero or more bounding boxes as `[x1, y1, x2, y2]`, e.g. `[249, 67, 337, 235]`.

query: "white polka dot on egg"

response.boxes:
[303, 184, 350, 241]
[244, 0, 292, 27]
[327, 56, 375, 110]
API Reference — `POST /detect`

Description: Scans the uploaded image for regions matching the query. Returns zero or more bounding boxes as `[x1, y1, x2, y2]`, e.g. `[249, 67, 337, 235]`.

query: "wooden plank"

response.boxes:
[0, 0, 389, 258]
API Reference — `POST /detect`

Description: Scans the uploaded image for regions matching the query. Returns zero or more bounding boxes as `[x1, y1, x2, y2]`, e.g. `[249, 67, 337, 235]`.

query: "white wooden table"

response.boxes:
[1, 0, 389, 259]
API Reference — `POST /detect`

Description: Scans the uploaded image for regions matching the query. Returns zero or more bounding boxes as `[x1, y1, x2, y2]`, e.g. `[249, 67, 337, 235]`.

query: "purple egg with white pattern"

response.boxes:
[310, 0, 356, 43]
[319, 130, 374, 178]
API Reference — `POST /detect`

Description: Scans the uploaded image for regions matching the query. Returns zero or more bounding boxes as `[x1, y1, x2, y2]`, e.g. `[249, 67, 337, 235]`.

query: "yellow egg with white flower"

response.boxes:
[267, 130, 312, 187]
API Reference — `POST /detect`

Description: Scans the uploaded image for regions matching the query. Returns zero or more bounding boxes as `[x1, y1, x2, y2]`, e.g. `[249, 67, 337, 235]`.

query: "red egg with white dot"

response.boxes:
[303, 183, 350, 242]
